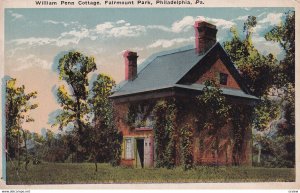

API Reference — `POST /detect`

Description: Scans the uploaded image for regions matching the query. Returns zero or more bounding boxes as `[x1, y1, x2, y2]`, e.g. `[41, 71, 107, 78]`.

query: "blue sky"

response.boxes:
[4, 7, 293, 133]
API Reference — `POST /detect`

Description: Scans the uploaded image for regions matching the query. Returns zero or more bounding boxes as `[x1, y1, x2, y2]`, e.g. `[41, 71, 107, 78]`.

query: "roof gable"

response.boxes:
[177, 43, 250, 94]
[195, 58, 241, 90]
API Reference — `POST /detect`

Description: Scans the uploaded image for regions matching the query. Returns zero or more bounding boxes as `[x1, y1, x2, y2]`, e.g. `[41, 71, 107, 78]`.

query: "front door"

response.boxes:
[136, 139, 144, 168]
[144, 136, 154, 167]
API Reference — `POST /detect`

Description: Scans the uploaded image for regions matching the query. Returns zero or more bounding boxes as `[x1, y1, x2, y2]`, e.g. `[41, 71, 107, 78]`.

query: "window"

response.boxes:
[219, 73, 228, 85]
[135, 108, 154, 128]
[125, 138, 134, 159]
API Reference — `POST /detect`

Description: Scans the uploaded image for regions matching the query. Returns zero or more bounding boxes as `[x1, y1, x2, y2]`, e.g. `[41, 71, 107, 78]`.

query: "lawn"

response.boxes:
[6, 162, 295, 184]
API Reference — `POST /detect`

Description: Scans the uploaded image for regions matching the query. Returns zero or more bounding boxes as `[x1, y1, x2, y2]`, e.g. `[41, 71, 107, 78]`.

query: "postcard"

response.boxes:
[0, 0, 299, 190]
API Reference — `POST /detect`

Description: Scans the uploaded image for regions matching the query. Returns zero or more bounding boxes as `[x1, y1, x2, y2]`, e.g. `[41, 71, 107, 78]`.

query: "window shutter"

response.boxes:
[125, 138, 134, 159]
[122, 139, 125, 159]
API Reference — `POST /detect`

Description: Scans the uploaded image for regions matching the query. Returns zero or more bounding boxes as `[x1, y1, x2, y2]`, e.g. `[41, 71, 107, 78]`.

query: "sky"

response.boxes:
[4, 7, 293, 134]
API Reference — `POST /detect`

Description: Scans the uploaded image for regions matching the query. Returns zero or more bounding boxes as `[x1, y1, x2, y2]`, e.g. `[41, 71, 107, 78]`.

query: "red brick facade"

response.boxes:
[196, 58, 241, 90]
[114, 96, 252, 168]
[114, 102, 154, 168]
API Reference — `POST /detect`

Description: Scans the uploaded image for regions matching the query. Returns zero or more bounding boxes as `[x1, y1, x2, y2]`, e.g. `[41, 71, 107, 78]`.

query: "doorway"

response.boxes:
[136, 139, 144, 168]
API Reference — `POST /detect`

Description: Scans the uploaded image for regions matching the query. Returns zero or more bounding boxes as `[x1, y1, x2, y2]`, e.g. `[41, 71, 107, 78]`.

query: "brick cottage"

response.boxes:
[110, 20, 258, 168]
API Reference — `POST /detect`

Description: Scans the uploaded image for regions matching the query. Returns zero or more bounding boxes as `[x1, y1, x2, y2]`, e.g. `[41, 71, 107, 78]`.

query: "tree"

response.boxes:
[88, 74, 122, 171]
[265, 11, 295, 86]
[224, 16, 276, 97]
[263, 11, 295, 167]
[243, 16, 257, 45]
[29, 131, 46, 164]
[5, 78, 38, 169]
[45, 129, 55, 147]
[195, 80, 231, 165]
[224, 12, 295, 167]
[53, 51, 97, 161]
[22, 129, 31, 171]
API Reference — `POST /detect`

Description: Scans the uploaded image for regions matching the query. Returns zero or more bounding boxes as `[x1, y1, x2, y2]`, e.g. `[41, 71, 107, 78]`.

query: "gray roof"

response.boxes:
[175, 84, 258, 100]
[110, 43, 258, 100]
[111, 45, 205, 97]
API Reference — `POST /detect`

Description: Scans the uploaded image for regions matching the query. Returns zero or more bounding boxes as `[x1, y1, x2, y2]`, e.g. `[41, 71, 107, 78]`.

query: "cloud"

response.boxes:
[10, 37, 56, 46]
[197, 16, 235, 29]
[43, 20, 82, 30]
[234, 15, 249, 21]
[169, 16, 235, 33]
[253, 13, 283, 33]
[257, 12, 267, 18]
[132, 47, 144, 52]
[137, 58, 146, 64]
[43, 20, 69, 27]
[14, 55, 51, 71]
[171, 16, 195, 33]
[148, 37, 194, 49]
[116, 20, 126, 24]
[210, 18, 235, 29]
[57, 27, 90, 46]
[118, 47, 144, 56]
[8, 16, 234, 54]
[6, 47, 27, 58]
[9, 26, 92, 48]
[252, 34, 283, 57]
[147, 25, 172, 32]
[95, 22, 114, 33]
[253, 24, 264, 33]
[9, 10, 24, 21]
[242, 8, 252, 11]
[94, 21, 146, 38]
[110, 25, 146, 37]
[258, 13, 283, 25]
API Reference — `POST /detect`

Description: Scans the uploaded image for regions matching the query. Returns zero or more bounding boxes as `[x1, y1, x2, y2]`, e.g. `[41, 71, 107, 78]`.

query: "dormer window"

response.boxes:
[219, 73, 228, 85]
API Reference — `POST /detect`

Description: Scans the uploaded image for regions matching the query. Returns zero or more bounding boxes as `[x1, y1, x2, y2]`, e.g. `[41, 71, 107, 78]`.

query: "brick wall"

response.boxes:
[196, 58, 241, 90]
[113, 102, 153, 167]
[113, 99, 252, 167]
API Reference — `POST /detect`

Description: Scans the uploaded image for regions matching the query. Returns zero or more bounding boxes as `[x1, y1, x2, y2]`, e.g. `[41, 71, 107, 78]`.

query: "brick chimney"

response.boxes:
[194, 21, 218, 55]
[123, 50, 138, 81]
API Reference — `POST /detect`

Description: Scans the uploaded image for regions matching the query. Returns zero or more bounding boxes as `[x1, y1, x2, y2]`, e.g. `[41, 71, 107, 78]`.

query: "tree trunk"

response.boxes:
[94, 156, 98, 172]
[75, 97, 83, 161]
[17, 127, 20, 170]
[76, 97, 82, 134]
[225, 144, 228, 165]
[23, 131, 29, 171]
[257, 144, 261, 165]
[215, 135, 219, 166]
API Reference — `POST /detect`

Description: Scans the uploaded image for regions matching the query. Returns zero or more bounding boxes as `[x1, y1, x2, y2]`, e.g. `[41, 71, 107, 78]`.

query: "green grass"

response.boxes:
[6, 162, 295, 184]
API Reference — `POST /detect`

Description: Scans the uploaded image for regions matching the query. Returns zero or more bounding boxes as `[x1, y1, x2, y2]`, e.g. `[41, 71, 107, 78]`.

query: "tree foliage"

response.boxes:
[152, 99, 178, 168]
[263, 11, 295, 167]
[88, 74, 122, 170]
[253, 97, 280, 132]
[5, 78, 38, 168]
[224, 16, 276, 97]
[224, 12, 295, 167]
[180, 124, 193, 170]
[53, 51, 96, 161]
[5, 78, 38, 171]
[265, 11, 295, 86]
